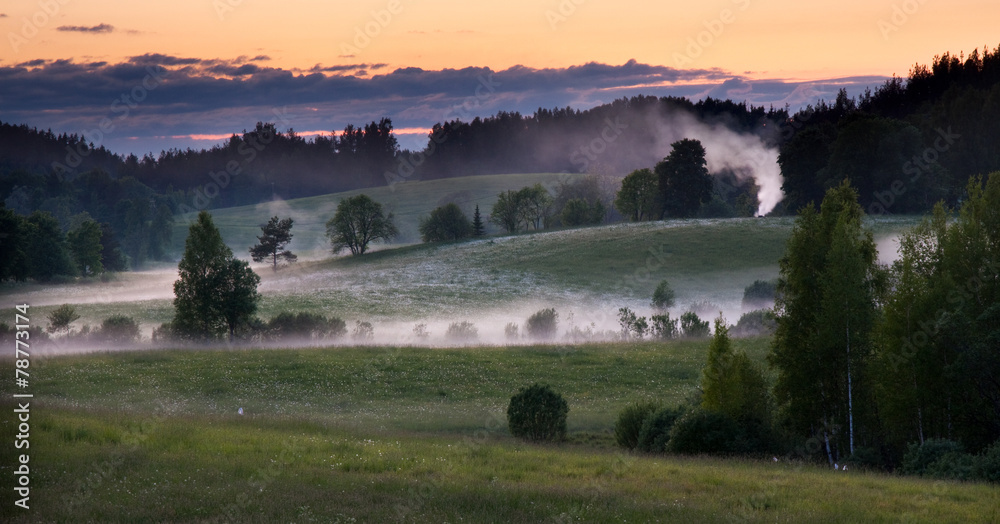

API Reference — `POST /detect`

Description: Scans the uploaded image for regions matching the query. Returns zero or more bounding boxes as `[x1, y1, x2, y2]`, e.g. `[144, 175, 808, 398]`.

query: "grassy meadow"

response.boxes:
[2, 340, 998, 522]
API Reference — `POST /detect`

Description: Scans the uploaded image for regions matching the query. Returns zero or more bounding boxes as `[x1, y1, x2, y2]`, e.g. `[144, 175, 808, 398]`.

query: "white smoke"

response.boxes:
[650, 111, 784, 216]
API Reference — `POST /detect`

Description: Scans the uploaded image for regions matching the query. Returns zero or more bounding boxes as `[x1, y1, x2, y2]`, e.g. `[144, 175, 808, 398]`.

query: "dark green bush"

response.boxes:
[732, 309, 776, 337]
[650, 313, 678, 339]
[742, 280, 776, 310]
[901, 439, 966, 476]
[507, 384, 569, 442]
[845, 446, 886, 471]
[98, 315, 141, 344]
[925, 451, 977, 481]
[637, 405, 686, 452]
[974, 439, 1000, 483]
[526, 308, 558, 340]
[268, 312, 346, 340]
[666, 408, 743, 455]
[614, 401, 660, 450]
[680, 311, 710, 338]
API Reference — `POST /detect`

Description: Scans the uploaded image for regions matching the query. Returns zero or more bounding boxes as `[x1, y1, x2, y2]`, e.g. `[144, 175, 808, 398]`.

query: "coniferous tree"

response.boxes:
[250, 216, 297, 270]
[472, 204, 485, 236]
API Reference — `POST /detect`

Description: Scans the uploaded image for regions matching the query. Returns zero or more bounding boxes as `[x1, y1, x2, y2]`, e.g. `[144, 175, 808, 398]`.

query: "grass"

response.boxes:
[170, 172, 584, 253]
[2, 339, 997, 522]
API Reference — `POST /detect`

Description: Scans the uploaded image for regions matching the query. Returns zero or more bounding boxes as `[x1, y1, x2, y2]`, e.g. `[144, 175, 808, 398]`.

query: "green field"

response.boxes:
[2, 340, 997, 522]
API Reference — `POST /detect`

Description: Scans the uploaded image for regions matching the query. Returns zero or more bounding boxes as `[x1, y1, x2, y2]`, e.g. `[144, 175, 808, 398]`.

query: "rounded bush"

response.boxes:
[99, 315, 140, 344]
[637, 406, 685, 453]
[614, 401, 660, 450]
[901, 438, 965, 476]
[666, 408, 742, 455]
[507, 384, 568, 442]
[526, 308, 558, 340]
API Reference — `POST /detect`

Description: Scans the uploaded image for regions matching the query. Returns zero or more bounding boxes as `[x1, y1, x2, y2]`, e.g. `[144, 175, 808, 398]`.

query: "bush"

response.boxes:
[845, 446, 886, 471]
[267, 312, 346, 340]
[504, 322, 519, 340]
[650, 313, 678, 339]
[680, 311, 710, 338]
[666, 408, 743, 455]
[614, 401, 660, 450]
[352, 321, 374, 341]
[901, 439, 966, 476]
[975, 440, 1000, 483]
[419, 203, 473, 242]
[742, 280, 776, 310]
[98, 315, 140, 344]
[651, 279, 676, 310]
[925, 451, 977, 481]
[446, 321, 479, 342]
[507, 384, 568, 442]
[732, 309, 776, 337]
[617, 307, 648, 339]
[46, 304, 80, 334]
[637, 405, 686, 452]
[526, 308, 558, 339]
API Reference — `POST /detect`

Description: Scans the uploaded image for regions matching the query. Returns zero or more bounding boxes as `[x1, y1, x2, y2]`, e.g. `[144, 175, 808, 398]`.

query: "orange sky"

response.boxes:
[3, 0, 997, 80]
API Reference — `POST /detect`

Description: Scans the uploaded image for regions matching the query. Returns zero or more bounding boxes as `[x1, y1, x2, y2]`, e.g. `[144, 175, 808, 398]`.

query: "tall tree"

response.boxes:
[614, 168, 658, 221]
[26, 210, 77, 281]
[172, 211, 260, 341]
[656, 139, 712, 218]
[325, 194, 397, 255]
[250, 216, 297, 270]
[490, 190, 523, 234]
[67, 219, 104, 276]
[769, 180, 880, 462]
[471, 204, 485, 236]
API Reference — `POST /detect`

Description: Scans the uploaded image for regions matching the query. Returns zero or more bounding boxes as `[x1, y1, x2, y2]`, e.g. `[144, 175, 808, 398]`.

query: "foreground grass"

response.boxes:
[1, 340, 996, 522]
[2, 407, 997, 523]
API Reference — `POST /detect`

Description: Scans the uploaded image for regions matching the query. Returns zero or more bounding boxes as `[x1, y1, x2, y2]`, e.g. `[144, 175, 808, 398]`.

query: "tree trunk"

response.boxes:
[847, 318, 854, 456]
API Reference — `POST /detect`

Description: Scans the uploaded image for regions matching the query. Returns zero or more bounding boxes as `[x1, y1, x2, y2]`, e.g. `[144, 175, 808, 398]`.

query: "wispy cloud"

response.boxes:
[57, 23, 115, 34]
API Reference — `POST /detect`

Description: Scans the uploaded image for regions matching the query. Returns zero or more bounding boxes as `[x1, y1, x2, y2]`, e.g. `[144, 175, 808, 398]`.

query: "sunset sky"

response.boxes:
[1, 0, 997, 154]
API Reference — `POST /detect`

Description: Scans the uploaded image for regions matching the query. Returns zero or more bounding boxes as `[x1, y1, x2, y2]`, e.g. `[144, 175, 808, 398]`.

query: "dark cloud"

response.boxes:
[0, 13, 8, 18]
[251, 55, 271, 62]
[0, 56, 890, 156]
[57, 24, 115, 34]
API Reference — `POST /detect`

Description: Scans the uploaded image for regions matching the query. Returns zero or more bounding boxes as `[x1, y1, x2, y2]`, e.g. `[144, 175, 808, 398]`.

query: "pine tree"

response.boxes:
[173, 211, 260, 342]
[250, 216, 297, 270]
[472, 204, 485, 236]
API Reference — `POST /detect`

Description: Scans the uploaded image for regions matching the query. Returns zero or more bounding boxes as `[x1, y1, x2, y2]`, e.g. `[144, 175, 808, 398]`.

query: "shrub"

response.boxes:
[732, 309, 776, 337]
[617, 307, 648, 339]
[412, 323, 429, 339]
[975, 439, 1000, 483]
[651, 280, 676, 310]
[614, 401, 660, 450]
[637, 405, 686, 452]
[446, 321, 479, 342]
[98, 315, 140, 344]
[507, 384, 568, 442]
[680, 311, 710, 338]
[268, 312, 346, 340]
[526, 308, 558, 339]
[925, 451, 977, 481]
[901, 439, 966, 476]
[504, 322, 519, 340]
[742, 280, 777, 310]
[46, 304, 80, 334]
[650, 313, 678, 339]
[666, 408, 743, 455]
[352, 321, 374, 341]
[845, 446, 886, 471]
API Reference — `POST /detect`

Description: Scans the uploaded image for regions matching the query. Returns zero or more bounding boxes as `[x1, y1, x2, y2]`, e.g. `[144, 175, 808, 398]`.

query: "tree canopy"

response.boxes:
[250, 216, 297, 270]
[656, 139, 713, 218]
[419, 203, 473, 242]
[172, 211, 260, 341]
[326, 194, 398, 255]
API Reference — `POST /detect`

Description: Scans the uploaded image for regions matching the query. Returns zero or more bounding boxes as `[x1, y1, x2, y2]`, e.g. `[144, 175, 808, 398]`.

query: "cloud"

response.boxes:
[0, 55, 890, 156]
[57, 23, 115, 34]
[0, 13, 8, 18]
